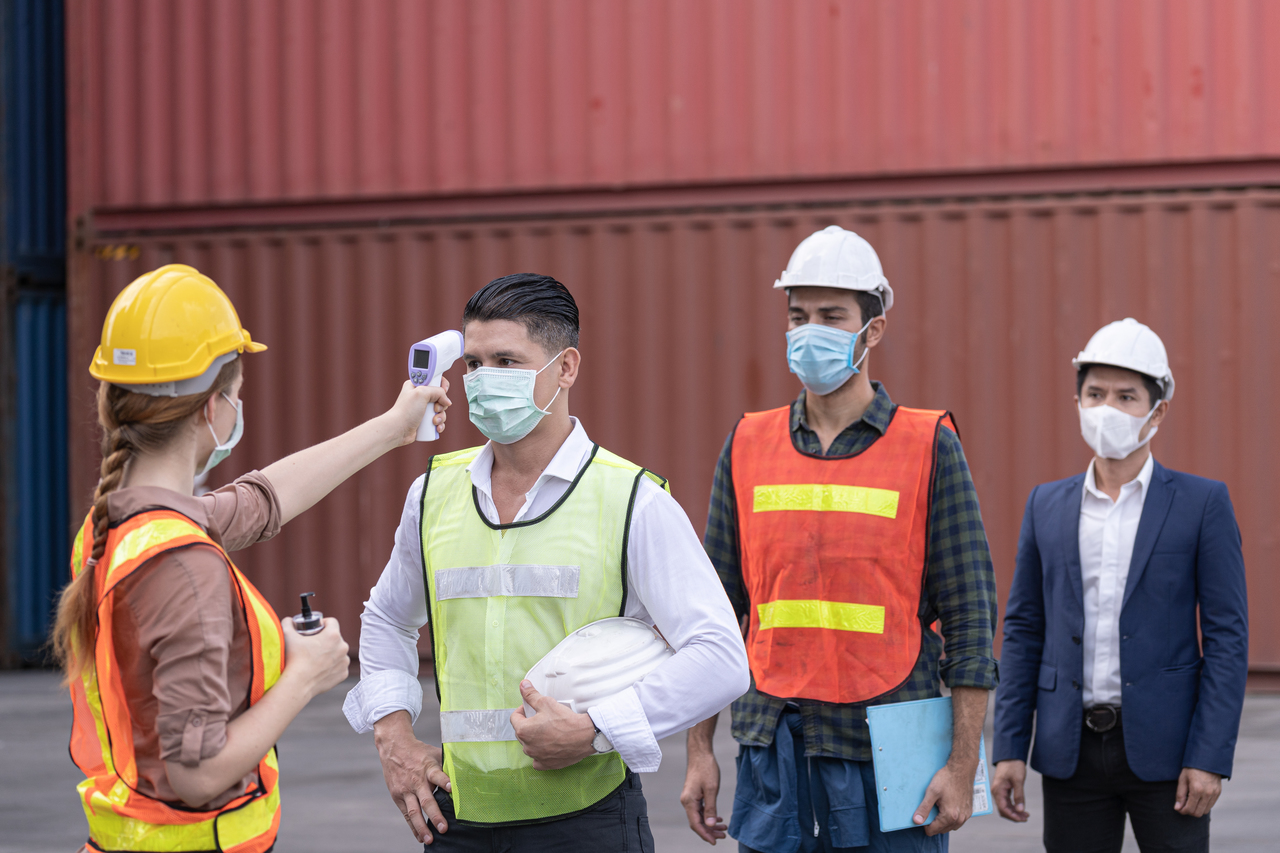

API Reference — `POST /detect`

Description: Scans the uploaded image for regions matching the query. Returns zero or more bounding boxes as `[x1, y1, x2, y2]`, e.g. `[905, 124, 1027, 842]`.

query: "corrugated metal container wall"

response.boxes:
[70, 187, 1280, 670]
[65, 0, 1280, 214]
[10, 290, 69, 655]
[3, 0, 65, 280]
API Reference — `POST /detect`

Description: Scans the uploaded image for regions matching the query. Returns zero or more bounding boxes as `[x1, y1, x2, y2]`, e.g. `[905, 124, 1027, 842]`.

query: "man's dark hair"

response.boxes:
[854, 291, 885, 327]
[1076, 364, 1163, 410]
[462, 273, 580, 354]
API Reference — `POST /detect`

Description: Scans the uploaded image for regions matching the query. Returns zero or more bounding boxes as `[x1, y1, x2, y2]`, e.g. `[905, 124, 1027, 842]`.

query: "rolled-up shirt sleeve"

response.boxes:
[122, 546, 239, 767]
[343, 475, 430, 733]
[200, 470, 284, 551]
[588, 479, 751, 773]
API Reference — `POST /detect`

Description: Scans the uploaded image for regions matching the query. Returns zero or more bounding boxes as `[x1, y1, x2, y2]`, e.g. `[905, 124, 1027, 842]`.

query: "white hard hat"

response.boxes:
[773, 225, 894, 311]
[523, 617, 674, 716]
[1072, 318, 1175, 402]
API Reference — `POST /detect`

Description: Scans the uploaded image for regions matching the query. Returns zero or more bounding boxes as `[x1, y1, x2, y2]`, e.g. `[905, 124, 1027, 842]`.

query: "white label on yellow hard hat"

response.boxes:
[113, 348, 136, 366]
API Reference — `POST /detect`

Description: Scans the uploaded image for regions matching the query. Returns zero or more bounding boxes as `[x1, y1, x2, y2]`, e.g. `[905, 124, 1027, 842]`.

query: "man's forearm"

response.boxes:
[949, 687, 988, 772]
[687, 714, 718, 757]
[374, 710, 419, 755]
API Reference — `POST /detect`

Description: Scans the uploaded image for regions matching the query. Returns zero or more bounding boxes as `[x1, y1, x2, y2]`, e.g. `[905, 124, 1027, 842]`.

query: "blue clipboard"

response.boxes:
[865, 696, 993, 832]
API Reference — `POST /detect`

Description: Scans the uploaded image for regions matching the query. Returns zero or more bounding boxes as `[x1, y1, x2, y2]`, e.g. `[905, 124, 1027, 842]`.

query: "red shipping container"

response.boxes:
[66, 0, 1280, 214]
[70, 186, 1280, 679]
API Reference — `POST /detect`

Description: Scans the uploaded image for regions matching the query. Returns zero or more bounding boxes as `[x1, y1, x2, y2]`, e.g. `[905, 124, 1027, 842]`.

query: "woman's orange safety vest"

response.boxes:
[67, 509, 284, 853]
[731, 405, 955, 705]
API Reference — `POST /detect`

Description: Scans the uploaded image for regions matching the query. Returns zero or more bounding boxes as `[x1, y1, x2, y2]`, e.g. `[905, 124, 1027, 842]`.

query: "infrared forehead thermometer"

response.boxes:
[408, 330, 464, 441]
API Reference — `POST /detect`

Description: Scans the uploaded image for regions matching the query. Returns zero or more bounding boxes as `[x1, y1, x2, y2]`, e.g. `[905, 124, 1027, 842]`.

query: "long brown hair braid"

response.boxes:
[52, 359, 242, 681]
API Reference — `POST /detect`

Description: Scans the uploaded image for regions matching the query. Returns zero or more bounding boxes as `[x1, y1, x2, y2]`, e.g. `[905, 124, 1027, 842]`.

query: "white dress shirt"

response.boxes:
[1078, 453, 1154, 708]
[343, 418, 749, 772]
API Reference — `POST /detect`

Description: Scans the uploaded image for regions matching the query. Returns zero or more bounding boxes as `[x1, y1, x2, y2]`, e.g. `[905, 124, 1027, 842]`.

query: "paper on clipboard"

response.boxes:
[866, 696, 994, 832]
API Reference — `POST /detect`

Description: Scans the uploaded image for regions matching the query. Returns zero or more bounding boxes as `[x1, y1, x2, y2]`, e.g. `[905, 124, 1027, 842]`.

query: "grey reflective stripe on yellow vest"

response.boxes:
[420, 443, 669, 824]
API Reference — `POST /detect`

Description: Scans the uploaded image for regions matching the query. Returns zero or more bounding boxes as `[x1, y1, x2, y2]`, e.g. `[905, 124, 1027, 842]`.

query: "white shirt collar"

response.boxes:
[1083, 452, 1155, 502]
[465, 417, 593, 495]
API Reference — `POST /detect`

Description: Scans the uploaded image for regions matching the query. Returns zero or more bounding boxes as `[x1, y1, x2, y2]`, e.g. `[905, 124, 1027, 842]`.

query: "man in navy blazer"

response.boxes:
[991, 319, 1248, 853]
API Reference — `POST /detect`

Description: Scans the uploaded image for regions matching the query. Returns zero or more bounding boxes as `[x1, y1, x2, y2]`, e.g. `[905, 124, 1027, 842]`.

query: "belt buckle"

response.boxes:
[1085, 705, 1118, 733]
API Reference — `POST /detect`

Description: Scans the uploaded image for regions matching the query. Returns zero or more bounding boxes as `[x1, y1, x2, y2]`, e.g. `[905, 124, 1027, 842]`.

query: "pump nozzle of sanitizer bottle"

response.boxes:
[408, 330, 464, 441]
[292, 592, 324, 635]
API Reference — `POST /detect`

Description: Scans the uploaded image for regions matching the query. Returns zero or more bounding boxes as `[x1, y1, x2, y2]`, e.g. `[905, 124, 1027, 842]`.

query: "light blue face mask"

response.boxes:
[199, 392, 243, 476]
[785, 320, 873, 396]
[463, 351, 565, 445]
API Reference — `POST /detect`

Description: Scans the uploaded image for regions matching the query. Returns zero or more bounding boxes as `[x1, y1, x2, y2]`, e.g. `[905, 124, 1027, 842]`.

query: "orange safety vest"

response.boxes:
[731, 405, 955, 705]
[67, 509, 284, 853]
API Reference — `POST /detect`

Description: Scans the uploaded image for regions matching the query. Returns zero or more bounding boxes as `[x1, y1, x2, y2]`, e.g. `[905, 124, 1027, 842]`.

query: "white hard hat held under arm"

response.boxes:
[774, 224, 894, 311]
[523, 617, 674, 717]
[1072, 317, 1175, 402]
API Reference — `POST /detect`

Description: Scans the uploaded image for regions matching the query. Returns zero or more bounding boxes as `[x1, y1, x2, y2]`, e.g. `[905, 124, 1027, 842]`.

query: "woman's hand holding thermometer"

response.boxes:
[409, 330, 464, 441]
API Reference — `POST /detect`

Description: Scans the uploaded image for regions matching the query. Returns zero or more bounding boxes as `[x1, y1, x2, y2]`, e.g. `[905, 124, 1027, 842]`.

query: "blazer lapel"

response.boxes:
[1059, 474, 1086, 610]
[1122, 461, 1175, 611]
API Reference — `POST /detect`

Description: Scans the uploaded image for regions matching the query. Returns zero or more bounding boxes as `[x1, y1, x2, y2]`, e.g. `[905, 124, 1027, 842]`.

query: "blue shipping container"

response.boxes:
[2, 0, 66, 281]
[9, 289, 69, 657]
[3, 0, 68, 660]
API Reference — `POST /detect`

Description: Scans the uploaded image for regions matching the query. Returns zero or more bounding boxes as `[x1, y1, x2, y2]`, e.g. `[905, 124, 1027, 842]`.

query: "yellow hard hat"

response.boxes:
[90, 264, 267, 396]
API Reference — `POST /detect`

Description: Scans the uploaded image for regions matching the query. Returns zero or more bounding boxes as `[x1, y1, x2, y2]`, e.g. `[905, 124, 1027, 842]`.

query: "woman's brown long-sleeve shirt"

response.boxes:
[103, 471, 282, 808]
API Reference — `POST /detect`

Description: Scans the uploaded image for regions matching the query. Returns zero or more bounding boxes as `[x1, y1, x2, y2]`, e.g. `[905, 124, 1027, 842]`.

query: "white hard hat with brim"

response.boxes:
[774, 225, 895, 311]
[1072, 318, 1175, 402]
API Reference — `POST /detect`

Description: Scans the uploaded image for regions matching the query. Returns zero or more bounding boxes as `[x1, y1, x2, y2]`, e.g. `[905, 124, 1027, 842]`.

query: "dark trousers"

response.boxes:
[1041, 721, 1209, 853]
[423, 772, 653, 852]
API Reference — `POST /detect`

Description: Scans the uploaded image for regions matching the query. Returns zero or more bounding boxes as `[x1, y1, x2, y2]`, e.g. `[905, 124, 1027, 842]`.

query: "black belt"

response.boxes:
[1084, 704, 1121, 733]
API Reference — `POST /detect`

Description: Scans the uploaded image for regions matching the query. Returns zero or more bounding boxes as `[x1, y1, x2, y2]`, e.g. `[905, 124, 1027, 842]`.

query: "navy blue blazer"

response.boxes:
[992, 460, 1248, 782]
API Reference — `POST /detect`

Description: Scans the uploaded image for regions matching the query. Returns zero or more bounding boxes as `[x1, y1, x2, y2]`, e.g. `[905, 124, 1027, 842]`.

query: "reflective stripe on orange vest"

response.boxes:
[67, 510, 284, 852]
[731, 405, 954, 705]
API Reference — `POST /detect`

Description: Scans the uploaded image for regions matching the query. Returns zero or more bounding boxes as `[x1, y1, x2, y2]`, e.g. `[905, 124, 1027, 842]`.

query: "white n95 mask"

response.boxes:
[463, 351, 564, 444]
[1078, 403, 1158, 460]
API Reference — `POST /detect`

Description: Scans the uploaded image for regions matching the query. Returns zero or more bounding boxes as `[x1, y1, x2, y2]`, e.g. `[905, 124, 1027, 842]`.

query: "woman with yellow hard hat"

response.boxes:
[53, 264, 449, 853]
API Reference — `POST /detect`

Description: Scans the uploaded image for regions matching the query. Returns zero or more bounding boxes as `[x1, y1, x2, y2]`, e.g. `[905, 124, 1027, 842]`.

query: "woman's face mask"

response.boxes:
[463, 351, 565, 445]
[200, 392, 243, 476]
[785, 318, 873, 396]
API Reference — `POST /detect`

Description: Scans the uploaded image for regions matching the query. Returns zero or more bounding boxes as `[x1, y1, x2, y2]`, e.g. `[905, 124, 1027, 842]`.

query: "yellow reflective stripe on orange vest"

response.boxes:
[75, 785, 219, 850]
[213, 748, 281, 852]
[103, 518, 211, 584]
[756, 599, 886, 634]
[752, 484, 900, 519]
[79, 666, 115, 776]
[75, 770, 280, 852]
[70, 526, 84, 577]
[242, 588, 283, 694]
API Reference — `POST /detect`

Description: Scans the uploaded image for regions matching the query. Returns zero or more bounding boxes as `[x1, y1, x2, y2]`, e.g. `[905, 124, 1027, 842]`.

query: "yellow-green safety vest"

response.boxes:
[420, 443, 668, 823]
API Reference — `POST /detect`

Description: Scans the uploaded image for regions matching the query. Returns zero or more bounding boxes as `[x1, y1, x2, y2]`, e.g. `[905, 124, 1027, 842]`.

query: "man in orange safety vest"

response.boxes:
[681, 226, 1000, 852]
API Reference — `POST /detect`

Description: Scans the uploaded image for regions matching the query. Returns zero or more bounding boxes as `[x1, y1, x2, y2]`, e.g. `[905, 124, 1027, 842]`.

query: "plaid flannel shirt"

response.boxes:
[706, 383, 999, 760]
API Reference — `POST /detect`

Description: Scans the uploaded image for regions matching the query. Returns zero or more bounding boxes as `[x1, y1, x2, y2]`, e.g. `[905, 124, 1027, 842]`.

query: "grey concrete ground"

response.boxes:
[2, 671, 1276, 852]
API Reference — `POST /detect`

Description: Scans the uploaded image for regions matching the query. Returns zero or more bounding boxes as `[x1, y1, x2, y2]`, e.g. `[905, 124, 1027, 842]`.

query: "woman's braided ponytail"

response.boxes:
[90, 423, 134, 560]
[52, 360, 242, 681]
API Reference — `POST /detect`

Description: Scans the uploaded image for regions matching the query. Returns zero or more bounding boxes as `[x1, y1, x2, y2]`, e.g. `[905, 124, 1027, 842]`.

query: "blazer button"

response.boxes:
[1072, 636, 1081, 644]
[1072, 680, 1080, 690]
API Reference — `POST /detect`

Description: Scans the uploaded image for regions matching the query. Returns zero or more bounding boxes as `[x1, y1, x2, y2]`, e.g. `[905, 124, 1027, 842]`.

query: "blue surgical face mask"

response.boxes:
[785, 320, 873, 396]
[463, 351, 565, 445]
[200, 392, 243, 476]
